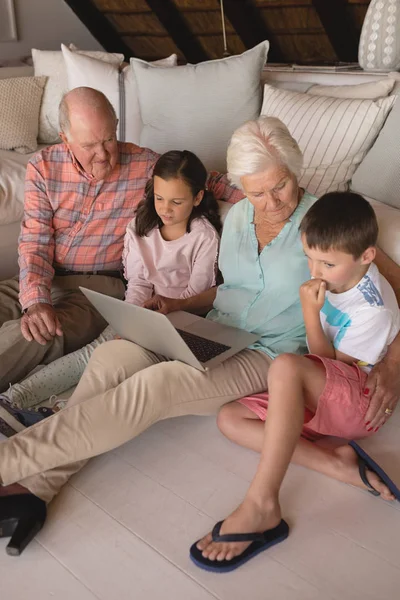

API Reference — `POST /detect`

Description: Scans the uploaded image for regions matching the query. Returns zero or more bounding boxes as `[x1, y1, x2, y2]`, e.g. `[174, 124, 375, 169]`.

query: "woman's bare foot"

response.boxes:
[196, 497, 281, 562]
[333, 445, 395, 501]
[0, 483, 30, 497]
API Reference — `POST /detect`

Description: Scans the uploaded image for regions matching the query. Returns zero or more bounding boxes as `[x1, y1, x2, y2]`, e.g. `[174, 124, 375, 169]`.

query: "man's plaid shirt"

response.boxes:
[19, 142, 243, 310]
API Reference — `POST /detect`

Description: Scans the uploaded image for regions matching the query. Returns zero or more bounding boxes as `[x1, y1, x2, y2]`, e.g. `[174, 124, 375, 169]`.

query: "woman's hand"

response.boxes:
[364, 355, 400, 430]
[300, 279, 326, 313]
[142, 295, 182, 315]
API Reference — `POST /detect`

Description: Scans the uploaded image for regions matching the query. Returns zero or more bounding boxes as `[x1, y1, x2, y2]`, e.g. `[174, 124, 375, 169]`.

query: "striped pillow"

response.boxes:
[261, 84, 395, 196]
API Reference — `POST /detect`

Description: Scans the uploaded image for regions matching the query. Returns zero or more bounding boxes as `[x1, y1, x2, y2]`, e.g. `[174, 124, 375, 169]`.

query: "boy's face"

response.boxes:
[301, 235, 376, 293]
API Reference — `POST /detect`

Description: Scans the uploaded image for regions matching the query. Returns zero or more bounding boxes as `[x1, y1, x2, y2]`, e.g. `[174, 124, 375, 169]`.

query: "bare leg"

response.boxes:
[198, 354, 394, 562]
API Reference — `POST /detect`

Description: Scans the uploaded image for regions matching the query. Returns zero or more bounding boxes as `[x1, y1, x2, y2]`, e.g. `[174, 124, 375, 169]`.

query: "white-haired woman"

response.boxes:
[1, 117, 399, 558]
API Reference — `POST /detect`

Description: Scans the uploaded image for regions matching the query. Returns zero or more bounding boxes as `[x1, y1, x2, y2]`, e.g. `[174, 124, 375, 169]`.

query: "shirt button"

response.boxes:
[259, 274, 263, 279]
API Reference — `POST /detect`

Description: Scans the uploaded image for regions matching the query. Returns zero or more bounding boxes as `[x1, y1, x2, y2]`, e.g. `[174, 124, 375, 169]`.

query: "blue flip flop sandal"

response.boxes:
[349, 440, 400, 501]
[189, 518, 289, 573]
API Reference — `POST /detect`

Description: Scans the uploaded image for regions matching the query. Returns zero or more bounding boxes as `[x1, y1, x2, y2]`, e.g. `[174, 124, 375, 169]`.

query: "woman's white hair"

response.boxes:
[227, 116, 303, 190]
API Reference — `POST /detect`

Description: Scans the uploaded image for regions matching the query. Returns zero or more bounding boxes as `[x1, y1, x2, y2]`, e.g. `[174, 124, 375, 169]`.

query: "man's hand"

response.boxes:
[142, 295, 182, 315]
[300, 279, 326, 313]
[21, 303, 63, 344]
[364, 356, 400, 430]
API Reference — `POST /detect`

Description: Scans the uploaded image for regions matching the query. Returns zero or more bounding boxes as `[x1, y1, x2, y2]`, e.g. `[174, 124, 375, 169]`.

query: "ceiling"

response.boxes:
[64, 0, 371, 65]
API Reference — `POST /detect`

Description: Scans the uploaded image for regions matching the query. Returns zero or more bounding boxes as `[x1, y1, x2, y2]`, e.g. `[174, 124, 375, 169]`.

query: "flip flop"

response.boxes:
[189, 518, 289, 573]
[349, 440, 400, 501]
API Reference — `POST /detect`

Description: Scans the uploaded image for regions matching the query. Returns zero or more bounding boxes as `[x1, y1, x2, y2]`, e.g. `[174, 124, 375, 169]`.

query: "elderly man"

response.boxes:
[0, 87, 242, 391]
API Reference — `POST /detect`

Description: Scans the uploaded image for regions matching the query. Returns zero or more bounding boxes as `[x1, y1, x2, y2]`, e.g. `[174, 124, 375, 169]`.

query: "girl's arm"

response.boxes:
[143, 287, 217, 315]
[122, 227, 154, 306]
[180, 229, 219, 299]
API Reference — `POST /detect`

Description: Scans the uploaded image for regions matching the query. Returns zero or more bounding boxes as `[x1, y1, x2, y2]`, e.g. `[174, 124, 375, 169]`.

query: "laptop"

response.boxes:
[80, 287, 260, 371]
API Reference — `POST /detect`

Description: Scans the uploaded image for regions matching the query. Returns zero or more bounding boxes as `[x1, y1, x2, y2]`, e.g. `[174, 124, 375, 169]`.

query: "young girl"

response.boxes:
[0, 150, 221, 413]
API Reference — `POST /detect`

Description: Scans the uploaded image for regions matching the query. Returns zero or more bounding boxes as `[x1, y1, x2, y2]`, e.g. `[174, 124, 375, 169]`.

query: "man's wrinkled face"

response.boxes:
[60, 108, 118, 180]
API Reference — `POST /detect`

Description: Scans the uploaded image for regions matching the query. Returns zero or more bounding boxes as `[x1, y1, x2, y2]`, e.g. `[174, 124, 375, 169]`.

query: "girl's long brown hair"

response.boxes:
[135, 150, 222, 237]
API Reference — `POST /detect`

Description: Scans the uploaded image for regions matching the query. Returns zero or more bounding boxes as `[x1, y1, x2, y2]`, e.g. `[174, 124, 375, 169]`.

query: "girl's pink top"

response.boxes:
[122, 216, 219, 305]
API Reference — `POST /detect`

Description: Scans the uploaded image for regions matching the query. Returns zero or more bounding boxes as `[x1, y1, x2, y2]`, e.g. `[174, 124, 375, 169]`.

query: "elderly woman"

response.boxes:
[1, 117, 399, 557]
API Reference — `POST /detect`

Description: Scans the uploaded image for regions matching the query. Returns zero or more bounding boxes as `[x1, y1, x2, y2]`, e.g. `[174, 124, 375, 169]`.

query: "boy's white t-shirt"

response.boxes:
[317, 263, 400, 372]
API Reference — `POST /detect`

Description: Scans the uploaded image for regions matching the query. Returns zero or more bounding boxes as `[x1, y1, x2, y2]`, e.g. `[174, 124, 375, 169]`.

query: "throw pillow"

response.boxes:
[32, 46, 124, 144]
[62, 45, 178, 144]
[351, 96, 400, 210]
[308, 78, 395, 100]
[131, 41, 269, 172]
[261, 84, 395, 196]
[0, 76, 46, 153]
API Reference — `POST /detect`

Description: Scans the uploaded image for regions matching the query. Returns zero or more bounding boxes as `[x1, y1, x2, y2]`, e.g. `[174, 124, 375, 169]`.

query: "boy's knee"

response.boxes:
[268, 353, 302, 380]
[217, 402, 240, 438]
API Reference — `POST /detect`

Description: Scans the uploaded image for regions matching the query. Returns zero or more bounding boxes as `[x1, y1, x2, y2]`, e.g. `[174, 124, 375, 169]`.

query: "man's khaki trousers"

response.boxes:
[0, 340, 271, 502]
[0, 274, 125, 392]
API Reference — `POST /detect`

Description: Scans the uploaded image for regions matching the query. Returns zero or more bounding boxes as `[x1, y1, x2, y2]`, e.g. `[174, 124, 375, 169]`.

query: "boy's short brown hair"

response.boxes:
[300, 191, 378, 259]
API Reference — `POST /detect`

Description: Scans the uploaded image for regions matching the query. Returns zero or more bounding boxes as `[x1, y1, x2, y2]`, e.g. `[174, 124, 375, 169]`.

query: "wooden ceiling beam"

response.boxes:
[63, 0, 134, 57]
[311, 0, 359, 62]
[220, 0, 285, 62]
[144, 0, 209, 63]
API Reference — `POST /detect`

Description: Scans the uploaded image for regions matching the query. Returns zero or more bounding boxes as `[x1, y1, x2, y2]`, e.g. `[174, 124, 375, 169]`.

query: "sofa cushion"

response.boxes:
[61, 45, 178, 144]
[32, 46, 124, 145]
[131, 41, 269, 172]
[367, 197, 400, 265]
[261, 84, 395, 196]
[308, 77, 395, 100]
[0, 76, 46, 154]
[0, 65, 33, 79]
[351, 96, 400, 210]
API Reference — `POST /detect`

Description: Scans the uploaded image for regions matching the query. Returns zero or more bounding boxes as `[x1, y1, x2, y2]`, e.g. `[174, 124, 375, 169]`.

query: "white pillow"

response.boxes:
[32, 46, 124, 144]
[131, 41, 269, 172]
[261, 84, 395, 196]
[62, 45, 178, 144]
[0, 76, 46, 154]
[308, 78, 395, 100]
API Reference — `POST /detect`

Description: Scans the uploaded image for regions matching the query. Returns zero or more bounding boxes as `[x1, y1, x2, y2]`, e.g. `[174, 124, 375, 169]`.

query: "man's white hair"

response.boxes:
[59, 87, 117, 138]
[227, 116, 303, 190]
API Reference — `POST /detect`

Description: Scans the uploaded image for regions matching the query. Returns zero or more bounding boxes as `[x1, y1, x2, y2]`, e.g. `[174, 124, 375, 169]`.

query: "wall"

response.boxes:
[0, 0, 102, 61]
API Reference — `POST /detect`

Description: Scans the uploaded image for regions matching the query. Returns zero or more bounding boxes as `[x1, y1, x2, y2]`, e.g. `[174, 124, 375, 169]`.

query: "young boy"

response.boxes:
[190, 191, 400, 573]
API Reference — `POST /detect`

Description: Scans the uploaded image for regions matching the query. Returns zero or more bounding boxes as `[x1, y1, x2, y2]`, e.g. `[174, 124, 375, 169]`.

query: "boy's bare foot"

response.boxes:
[333, 445, 395, 501]
[196, 497, 281, 562]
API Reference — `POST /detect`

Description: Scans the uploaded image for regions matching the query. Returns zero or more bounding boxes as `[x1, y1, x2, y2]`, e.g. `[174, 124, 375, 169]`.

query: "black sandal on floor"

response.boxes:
[0, 494, 47, 556]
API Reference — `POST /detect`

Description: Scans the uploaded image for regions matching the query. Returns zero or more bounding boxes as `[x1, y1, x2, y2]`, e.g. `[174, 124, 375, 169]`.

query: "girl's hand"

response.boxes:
[300, 279, 326, 312]
[142, 294, 182, 314]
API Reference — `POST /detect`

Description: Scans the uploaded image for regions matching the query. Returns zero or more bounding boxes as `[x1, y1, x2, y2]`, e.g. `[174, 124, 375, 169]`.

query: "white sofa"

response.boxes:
[1, 64, 400, 282]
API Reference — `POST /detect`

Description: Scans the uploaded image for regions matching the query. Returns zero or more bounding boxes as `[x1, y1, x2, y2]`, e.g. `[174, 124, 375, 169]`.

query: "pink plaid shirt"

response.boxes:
[19, 142, 243, 310]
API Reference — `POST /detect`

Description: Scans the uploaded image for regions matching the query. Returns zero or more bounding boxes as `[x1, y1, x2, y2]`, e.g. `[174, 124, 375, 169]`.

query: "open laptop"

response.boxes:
[80, 287, 260, 371]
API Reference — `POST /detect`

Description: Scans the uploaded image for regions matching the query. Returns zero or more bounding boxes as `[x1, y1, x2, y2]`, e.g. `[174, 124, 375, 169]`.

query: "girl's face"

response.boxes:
[153, 176, 203, 228]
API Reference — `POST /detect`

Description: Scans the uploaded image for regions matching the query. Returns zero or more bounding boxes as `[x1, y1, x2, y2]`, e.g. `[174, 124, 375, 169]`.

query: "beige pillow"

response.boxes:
[261, 84, 395, 196]
[0, 76, 46, 154]
[308, 78, 395, 100]
[32, 46, 124, 144]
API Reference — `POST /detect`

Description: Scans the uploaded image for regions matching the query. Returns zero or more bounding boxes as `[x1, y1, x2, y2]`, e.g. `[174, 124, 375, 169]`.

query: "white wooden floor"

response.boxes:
[1, 409, 400, 600]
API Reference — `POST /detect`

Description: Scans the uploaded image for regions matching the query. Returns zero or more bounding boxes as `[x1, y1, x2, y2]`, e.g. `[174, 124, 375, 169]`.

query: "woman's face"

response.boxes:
[240, 164, 299, 224]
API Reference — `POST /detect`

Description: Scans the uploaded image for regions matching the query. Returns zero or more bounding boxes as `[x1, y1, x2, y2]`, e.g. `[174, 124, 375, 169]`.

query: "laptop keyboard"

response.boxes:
[176, 329, 231, 363]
